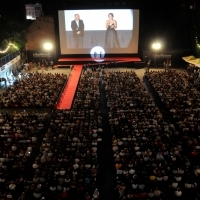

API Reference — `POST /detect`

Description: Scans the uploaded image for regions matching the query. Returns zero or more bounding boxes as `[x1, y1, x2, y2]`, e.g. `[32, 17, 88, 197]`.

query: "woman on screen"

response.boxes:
[105, 13, 120, 48]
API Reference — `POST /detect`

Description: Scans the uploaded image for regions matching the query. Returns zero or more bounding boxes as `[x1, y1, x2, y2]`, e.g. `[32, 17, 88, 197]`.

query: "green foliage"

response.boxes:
[196, 44, 200, 58]
[0, 14, 29, 51]
[197, 50, 200, 57]
[196, 34, 200, 57]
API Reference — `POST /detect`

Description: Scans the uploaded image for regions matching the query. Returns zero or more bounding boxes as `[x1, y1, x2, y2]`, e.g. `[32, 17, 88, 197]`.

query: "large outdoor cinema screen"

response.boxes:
[58, 9, 139, 55]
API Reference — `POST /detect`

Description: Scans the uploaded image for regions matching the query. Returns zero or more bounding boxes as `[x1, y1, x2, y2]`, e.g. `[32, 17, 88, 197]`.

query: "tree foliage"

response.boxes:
[0, 14, 30, 51]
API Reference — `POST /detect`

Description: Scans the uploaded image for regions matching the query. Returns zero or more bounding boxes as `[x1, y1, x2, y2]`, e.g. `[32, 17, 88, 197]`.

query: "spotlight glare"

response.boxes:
[152, 42, 161, 50]
[43, 43, 52, 50]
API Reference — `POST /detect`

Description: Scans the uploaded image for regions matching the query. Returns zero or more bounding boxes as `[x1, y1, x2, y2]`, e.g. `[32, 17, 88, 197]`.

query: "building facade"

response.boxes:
[25, 3, 42, 20]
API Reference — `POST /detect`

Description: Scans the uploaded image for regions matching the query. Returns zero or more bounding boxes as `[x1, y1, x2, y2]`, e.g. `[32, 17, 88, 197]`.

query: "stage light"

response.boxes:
[152, 42, 161, 50]
[152, 42, 161, 66]
[43, 42, 52, 61]
[43, 42, 52, 51]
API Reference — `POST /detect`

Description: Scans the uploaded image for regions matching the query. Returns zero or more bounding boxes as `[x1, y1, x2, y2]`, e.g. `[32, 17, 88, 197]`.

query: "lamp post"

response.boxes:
[43, 43, 52, 62]
[152, 42, 161, 66]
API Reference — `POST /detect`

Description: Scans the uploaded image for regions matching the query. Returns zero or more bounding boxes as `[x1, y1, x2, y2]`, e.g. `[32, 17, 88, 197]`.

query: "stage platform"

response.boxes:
[57, 56, 144, 68]
[58, 57, 141, 67]
[58, 57, 141, 62]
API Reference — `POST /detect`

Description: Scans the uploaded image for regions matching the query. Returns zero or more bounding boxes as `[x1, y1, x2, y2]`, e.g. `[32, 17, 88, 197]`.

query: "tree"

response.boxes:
[0, 14, 30, 52]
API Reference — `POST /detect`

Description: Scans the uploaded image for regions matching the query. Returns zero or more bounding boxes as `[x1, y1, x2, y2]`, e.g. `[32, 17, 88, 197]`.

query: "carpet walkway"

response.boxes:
[57, 65, 82, 109]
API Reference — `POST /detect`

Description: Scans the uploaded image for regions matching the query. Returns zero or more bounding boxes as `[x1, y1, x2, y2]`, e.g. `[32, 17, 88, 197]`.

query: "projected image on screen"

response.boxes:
[58, 9, 139, 54]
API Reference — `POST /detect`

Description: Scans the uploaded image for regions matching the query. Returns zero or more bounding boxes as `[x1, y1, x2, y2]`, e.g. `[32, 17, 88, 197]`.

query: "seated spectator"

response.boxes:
[27, 70, 101, 199]
[0, 110, 49, 199]
[0, 72, 67, 108]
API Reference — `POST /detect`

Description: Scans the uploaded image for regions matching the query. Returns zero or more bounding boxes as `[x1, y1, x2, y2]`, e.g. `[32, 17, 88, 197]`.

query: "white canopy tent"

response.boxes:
[182, 56, 200, 67]
[182, 55, 196, 62]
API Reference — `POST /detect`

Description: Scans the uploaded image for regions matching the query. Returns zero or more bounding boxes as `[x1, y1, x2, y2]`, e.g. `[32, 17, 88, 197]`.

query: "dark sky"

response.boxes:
[0, 0, 196, 49]
[0, 1, 181, 20]
[1, 1, 181, 30]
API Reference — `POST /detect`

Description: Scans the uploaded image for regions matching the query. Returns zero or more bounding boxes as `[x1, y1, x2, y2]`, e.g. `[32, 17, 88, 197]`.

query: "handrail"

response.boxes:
[0, 50, 20, 65]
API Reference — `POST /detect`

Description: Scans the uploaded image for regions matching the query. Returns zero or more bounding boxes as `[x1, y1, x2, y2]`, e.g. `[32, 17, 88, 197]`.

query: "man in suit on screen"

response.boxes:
[71, 14, 84, 48]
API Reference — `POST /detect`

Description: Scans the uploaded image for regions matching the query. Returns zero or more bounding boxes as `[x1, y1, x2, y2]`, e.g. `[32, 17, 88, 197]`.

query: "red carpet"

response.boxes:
[57, 65, 83, 109]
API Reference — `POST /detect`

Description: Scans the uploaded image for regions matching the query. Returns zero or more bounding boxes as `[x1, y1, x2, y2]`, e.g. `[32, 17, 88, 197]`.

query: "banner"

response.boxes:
[27, 50, 56, 62]
[153, 54, 171, 59]
[33, 53, 51, 58]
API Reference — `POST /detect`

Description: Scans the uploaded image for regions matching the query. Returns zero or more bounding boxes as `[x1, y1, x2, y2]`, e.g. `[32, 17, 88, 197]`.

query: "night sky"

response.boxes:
[0, 0, 197, 50]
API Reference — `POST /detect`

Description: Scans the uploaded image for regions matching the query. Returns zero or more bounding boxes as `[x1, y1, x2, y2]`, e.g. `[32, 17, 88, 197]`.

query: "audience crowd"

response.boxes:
[145, 70, 200, 135]
[0, 111, 49, 199]
[1, 66, 200, 199]
[104, 70, 200, 199]
[25, 69, 101, 200]
[186, 64, 200, 86]
[0, 72, 67, 108]
[143, 69, 200, 199]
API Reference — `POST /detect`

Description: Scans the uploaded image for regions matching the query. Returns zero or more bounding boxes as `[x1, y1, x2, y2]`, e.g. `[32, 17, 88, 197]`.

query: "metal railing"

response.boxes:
[0, 50, 20, 67]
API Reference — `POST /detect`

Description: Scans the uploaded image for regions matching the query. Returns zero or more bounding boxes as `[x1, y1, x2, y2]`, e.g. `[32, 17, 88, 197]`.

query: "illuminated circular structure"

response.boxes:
[90, 46, 105, 62]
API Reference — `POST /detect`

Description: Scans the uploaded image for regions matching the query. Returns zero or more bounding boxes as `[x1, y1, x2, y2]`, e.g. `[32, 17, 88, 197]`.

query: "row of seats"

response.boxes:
[104, 70, 200, 199]
[0, 111, 49, 199]
[0, 72, 67, 108]
[1, 68, 200, 199]
[27, 70, 102, 199]
[143, 70, 200, 198]
[145, 70, 200, 148]
[0, 69, 100, 199]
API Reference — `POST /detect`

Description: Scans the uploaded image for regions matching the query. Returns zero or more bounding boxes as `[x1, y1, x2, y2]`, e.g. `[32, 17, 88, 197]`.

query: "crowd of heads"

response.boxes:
[144, 69, 200, 199]
[145, 70, 200, 136]
[102, 70, 200, 199]
[187, 64, 200, 86]
[73, 68, 101, 110]
[0, 111, 49, 199]
[28, 69, 102, 200]
[82, 61, 116, 73]
[0, 72, 67, 108]
[1, 66, 200, 199]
